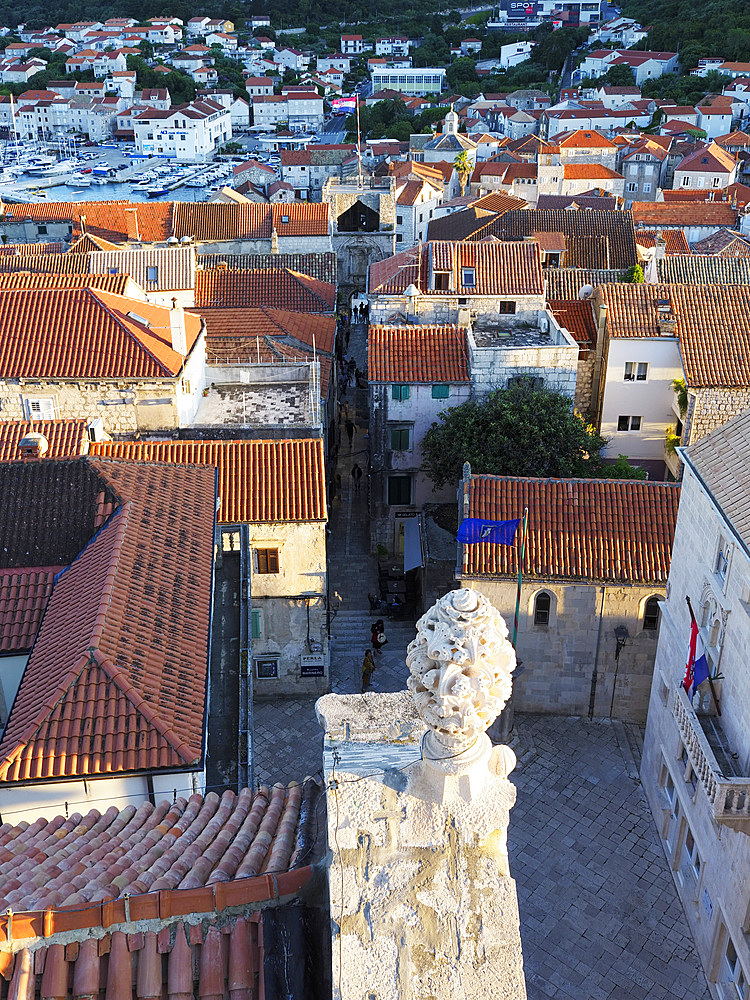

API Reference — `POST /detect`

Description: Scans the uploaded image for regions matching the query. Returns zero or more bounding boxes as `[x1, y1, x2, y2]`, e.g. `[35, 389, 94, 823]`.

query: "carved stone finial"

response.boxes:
[406, 588, 516, 753]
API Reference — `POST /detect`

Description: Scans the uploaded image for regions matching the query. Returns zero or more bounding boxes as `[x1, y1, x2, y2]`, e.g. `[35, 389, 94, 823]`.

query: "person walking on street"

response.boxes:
[362, 649, 376, 690]
[371, 619, 387, 654]
[351, 463, 363, 493]
[345, 418, 356, 448]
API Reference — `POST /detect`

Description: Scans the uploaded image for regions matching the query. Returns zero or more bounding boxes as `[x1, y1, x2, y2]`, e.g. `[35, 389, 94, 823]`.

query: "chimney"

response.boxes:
[18, 432, 49, 459]
[170, 298, 187, 357]
[124, 206, 140, 242]
[656, 297, 677, 336]
[79, 213, 87, 235]
[655, 232, 667, 262]
[270, 226, 279, 254]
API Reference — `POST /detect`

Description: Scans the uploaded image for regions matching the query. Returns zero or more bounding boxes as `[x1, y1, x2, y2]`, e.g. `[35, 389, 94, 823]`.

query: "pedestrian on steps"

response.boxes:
[362, 649, 376, 690]
[345, 418, 356, 447]
[351, 463, 363, 493]
[371, 619, 387, 654]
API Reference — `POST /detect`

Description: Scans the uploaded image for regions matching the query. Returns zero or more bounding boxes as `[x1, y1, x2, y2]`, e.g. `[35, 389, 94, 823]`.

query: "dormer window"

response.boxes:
[281, 214, 289, 223]
[126, 310, 150, 328]
[434, 272, 449, 291]
[461, 267, 476, 287]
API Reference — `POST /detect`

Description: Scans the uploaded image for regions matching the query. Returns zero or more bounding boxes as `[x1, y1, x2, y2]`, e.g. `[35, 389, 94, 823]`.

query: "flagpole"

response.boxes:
[512, 506, 528, 650]
[685, 595, 721, 716]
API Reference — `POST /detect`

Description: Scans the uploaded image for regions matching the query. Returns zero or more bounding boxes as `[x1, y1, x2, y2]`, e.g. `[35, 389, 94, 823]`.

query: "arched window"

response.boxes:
[643, 596, 660, 631]
[534, 592, 551, 626]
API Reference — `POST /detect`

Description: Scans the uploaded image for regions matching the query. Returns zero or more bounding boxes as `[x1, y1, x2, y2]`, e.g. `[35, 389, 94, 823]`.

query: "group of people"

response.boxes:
[362, 619, 388, 690]
[352, 301, 370, 325]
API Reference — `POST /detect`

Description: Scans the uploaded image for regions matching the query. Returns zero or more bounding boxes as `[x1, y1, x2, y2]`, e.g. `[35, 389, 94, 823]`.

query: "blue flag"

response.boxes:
[457, 517, 520, 545]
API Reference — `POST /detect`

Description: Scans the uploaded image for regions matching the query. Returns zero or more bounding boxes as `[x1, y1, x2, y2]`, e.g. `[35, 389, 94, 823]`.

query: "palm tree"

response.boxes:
[453, 150, 472, 197]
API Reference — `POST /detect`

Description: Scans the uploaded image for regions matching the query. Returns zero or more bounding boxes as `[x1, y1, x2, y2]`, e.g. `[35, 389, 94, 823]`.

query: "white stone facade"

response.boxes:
[640, 446, 750, 998]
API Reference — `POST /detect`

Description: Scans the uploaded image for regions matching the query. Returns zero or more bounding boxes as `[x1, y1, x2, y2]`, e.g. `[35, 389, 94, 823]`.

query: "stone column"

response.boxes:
[317, 589, 527, 1000]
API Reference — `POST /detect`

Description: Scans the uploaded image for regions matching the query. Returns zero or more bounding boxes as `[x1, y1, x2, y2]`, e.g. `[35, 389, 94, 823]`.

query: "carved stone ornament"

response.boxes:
[406, 588, 516, 752]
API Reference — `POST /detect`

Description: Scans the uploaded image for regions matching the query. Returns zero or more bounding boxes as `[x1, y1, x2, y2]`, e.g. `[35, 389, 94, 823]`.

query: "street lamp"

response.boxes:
[610, 624, 630, 717]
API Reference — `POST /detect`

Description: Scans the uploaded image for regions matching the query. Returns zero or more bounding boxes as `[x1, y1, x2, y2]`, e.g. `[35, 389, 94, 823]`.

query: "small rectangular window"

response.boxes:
[146, 265, 158, 282]
[617, 415, 641, 431]
[431, 384, 449, 399]
[390, 426, 410, 450]
[251, 608, 261, 638]
[716, 538, 730, 583]
[25, 397, 56, 420]
[388, 475, 411, 505]
[461, 267, 476, 287]
[256, 547, 279, 574]
[624, 361, 648, 382]
[37, 224, 48, 235]
[498, 301, 516, 314]
[391, 384, 410, 401]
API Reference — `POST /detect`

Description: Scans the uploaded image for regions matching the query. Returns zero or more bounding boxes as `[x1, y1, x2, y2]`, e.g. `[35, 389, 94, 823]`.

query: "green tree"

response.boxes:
[421, 381, 643, 489]
[601, 63, 636, 86]
[453, 149, 472, 197]
[621, 264, 645, 283]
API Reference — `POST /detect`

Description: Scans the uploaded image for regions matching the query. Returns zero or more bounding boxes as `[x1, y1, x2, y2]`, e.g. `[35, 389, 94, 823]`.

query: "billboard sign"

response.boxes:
[505, 0, 537, 17]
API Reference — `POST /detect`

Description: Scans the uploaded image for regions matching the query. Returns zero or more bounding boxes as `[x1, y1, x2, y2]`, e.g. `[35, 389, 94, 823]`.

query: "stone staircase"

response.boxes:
[330, 610, 418, 694]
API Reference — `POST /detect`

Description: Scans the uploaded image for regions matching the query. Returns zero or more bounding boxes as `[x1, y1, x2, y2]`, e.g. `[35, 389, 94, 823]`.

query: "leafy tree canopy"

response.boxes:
[421, 381, 645, 489]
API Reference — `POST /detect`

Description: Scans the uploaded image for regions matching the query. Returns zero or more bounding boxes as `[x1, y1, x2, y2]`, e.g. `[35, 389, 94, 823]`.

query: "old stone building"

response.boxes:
[0, 286, 205, 435]
[640, 408, 750, 997]
[322, 176, 396, 296]
[90, 438, 330, 697]
[456, 469, 680, 722]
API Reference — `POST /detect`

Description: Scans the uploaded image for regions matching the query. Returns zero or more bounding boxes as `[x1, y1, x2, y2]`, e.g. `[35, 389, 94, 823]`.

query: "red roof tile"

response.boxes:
[548, 300, 596, 349]
[369, 240, 544, 297]
[635, 229, 690, 254]
[368, 325, 470, 383]
[0, 272, 130, 294]
[562, 164, 623, 180]
[0, 420, 89, 461]
[195, 269, 335, 312]
[0, 457, 216, 783]
[0, 289, 202, 379]
[90, 439, 327, 523]
[0, 567, 60, 653]
[462, 475, 680, 583]
[632, 202, 737, 227]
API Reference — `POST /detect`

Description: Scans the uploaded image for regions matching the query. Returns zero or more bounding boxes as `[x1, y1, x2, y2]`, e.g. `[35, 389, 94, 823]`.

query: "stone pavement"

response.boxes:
[511, 715, 709, 1000]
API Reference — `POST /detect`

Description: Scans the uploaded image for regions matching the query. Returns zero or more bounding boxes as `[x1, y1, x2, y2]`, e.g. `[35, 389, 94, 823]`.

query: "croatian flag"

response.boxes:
[331, 96, 357, 111]
[457, 517, 520, 545]
[683, 619, 710, 700]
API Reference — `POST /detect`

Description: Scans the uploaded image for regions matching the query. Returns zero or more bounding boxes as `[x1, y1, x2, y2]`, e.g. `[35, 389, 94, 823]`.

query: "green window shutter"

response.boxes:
[391, 384, 410, 401]
[390, 428, 410, 450]
[251, 609, 261, 639]
[431, 384, 449, 399]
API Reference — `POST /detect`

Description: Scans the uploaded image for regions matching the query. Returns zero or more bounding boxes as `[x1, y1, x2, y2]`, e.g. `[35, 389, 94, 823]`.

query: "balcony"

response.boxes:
[671, 684, 750, 834]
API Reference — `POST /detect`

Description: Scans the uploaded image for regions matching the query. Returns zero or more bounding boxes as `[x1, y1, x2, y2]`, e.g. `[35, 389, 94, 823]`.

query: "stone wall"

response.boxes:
[469, 341, 578, 400]
[249, 520, 329, 696]
[458, 577, 664, 722]
[368, 294, 546, 326]
[575, 353, 596, 414]
[686, 387, 750, 446]
[640, 460, 750, 993]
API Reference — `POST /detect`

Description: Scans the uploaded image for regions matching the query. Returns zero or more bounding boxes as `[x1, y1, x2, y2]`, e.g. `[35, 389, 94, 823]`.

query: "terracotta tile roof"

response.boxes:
[90, 439, 327, 523]
[474, 209, 638, 270]
[368, 325, 470, 383]
[369, 240, 544, 297]
[426, 206, 499, 242]
[0, 782, 322, 916]
[0, 420, 89, 461]
[0, 289, 202, 379]
[691, 228, 750, 256]
[0, 242, 66, 256]
[0, 252, 89, 275]
[68, 233, 122, 252]
[1, 201, 173, 244]
[635, 229, 690, 254]
[461, 475, 680, 583]
[171, 202, 330, 242]
[197, 306, 335, 354]
[556, 129, 617, 149]
[659, 254, 750, 284]
[0, 272, 130, 294]
[632, 202, 738, 227]
[88, 246, 196, 291]
[198, 250, 337, 284]
[0, 457, 216, 783]
[548, 300, 596, 349]
[562, 164, 623, 180]
[535, 194, 617, 211]
[469, 192, 528, 213]
[545, 267, 624, 298]
[675, 142, 737, 174]
[195, 268, 335, 311]
[0, 567, 60, 653]
[600, 282, 750, 386]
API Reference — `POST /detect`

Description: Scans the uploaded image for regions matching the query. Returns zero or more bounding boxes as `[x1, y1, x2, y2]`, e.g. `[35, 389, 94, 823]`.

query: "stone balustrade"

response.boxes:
[671, 684, 750, 832]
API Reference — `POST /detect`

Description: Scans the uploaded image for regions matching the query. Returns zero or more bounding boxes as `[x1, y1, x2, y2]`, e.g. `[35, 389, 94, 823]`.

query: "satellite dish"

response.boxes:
[578, 284, 594, 299]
